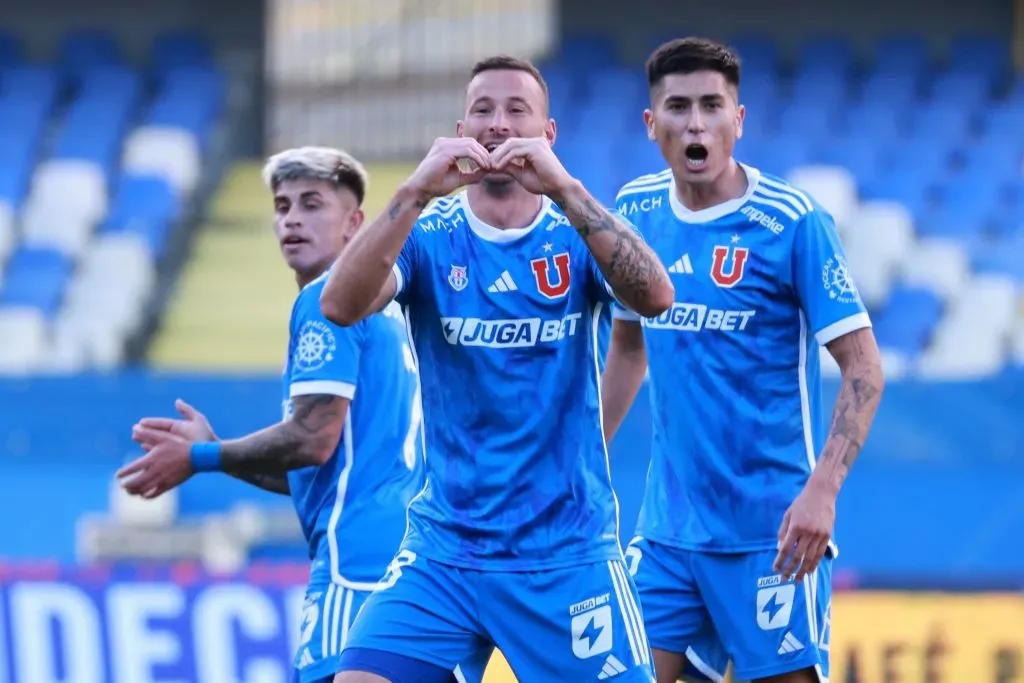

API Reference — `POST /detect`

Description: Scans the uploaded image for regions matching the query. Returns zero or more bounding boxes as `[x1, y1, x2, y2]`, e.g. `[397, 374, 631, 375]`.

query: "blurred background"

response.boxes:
[0, 0, 1021, 680]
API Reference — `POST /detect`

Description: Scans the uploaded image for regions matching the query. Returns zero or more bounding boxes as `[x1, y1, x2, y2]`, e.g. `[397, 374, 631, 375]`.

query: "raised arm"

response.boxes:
[321, 137, 490, 326]
[601, 317, 648, 442]
[552, 181, 674, 318]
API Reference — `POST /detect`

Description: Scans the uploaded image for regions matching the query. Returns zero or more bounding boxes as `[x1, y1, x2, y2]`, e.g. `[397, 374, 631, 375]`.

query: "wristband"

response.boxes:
[189, 442, 223, 472]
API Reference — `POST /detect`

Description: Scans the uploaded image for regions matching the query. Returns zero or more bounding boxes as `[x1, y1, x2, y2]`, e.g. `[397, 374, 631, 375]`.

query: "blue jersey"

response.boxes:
[615, 165, 870, 553]
[283, 274, 424, 588]
[391, 190, 622, 570]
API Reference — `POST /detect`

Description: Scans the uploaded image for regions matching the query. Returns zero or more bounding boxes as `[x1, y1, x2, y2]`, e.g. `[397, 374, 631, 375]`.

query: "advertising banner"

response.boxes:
[0, 566, 1021, 683]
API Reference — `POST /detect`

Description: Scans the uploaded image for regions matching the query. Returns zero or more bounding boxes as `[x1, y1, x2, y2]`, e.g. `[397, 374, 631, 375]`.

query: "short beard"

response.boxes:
[480, 175, 516, 198]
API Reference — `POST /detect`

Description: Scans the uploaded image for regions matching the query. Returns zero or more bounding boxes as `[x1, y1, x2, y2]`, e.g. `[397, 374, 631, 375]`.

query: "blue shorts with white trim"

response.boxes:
[339, 552, 656, 681]
[627, 538, 832, 682]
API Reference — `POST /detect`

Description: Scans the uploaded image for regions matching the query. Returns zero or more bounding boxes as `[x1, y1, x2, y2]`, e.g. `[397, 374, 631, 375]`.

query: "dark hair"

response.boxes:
[470, 54, 550, 104]
[646, 37, 741, 91]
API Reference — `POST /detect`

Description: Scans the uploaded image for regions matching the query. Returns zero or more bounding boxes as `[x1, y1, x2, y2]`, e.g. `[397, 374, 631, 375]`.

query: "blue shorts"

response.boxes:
[290, 580, 486, 683]
[627, 538, 831, 682]
[339, 550, 656, 681]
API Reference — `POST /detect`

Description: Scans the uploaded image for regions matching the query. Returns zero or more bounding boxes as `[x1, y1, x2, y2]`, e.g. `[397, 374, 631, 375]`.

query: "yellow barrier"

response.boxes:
[480, 592, 1024, 683]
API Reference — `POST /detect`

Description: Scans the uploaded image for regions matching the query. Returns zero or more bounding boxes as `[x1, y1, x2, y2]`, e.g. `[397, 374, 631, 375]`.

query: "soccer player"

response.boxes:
[604, 38, 886, 683]
[117, 148, 479, 683]
[319, 55, 674, 682]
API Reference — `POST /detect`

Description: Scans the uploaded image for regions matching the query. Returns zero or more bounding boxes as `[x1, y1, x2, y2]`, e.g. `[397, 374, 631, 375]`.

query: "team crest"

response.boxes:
[530, 252, 571, 299]
[447, 264, 468, 291]
[710, 245, 750, 288]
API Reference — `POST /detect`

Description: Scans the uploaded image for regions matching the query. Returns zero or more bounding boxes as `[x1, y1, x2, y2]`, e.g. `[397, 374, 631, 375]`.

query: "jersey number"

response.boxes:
[400, 342, 423, 470]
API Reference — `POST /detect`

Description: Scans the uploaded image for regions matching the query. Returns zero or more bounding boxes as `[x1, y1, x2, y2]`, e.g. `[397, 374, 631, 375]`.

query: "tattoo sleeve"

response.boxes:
[551, 182, 672, 317]
[219, 394, 348, 476]
[232, 472, 291, 496]
[813, 328, 885, 493]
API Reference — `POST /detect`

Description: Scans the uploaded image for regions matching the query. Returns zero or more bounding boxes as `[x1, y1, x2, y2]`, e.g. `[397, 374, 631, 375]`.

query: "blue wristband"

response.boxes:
[189, 442, 223, 472]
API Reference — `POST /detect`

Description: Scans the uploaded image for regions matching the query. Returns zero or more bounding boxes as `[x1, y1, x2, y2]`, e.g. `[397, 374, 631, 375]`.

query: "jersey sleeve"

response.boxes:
[792, 209, 872, 346]
[391, 224, 421, 307]
[289, 286, 366, 399]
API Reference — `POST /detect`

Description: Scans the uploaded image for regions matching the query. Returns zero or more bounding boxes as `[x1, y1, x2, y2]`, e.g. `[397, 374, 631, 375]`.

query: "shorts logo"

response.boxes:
[710, 245, 749, 288]
[448, 264, 468, 291]
[570, 594, 614, 659]
[530, 252, 571, 299]
[756, 584, 795, 631]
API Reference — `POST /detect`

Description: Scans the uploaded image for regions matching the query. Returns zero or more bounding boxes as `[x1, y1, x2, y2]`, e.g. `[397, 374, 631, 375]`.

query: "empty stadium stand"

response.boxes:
[0, 29, 225, 373]
[148, 162, 417, 370]
[542, 32, 1023, 379]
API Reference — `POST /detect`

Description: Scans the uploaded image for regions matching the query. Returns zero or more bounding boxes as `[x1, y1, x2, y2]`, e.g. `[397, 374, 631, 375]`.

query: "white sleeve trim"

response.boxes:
[290, 380, 356, 400]
[816, 312, 872, 346]
[613, 307, 641, 322]
[392, 263, 405, 298]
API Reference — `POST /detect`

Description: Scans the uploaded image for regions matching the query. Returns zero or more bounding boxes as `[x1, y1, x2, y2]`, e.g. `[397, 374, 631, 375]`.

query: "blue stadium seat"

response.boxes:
[929, 72, 992, 104]
[728, 34, 778, 76]
[859, 71, 920, 106]
[960, 141, 1023, 182]
[842, 102, 904, 142]
[790, 70, 849, 108]
[909, 104, 974, 140]
[0, 33, 20, 69]
[775, 100, 836, 140]
[1, 66, 61, 112]
[586, 68, 644, 110]
[970, 234, 1024, 279]
[78, 66, 142, 110]
[982, 103, 1024, 144]
[556, 34, 617, 70]
[621, 141, 667, 184]
[0, 96, 48, 148]
[58, 29, 121, 83]
[872, 285, 944, 355]
[873, 34, 930, 75]
[947, 34, 1009, 77]
[151, 30, 213, 75]
[0, 247, 73, 316]
[810, 138, 881, 183]
[742, 135, 812, 178]
[740, 74, 779, 112]
[859, 169, 932, 217]
[796, 36, 856, 74]
[102, 175, 180, 257]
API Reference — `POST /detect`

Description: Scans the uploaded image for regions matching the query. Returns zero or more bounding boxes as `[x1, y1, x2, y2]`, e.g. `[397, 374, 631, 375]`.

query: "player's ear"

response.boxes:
[544, 118, 557, 147]
[349, 208, 365, 232]
[644, 109, 656, 142]
[735, 104, 745, 141]
[456, 120, 465, 137]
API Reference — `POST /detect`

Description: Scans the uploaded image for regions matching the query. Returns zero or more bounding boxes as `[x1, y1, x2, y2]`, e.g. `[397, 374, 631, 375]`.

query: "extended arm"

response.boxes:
[601, 319, 648, 442]
[321, 185, 429, 326]
[219, 394, 349, 475]
[809, 327, 885, 495]
[551, 181, 674, 318]
[232, 472, 291, 495]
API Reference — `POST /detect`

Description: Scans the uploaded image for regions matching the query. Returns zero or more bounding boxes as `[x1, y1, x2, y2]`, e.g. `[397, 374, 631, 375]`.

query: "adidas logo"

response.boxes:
[668, 254, 693, 274]
[598, 654, 627, 679]
[777, 631, 804, 655]
[487, 271, 518, 293]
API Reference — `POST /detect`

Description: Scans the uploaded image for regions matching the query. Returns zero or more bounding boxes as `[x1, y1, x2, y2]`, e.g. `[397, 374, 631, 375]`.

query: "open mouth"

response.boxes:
[684, 144, 709, 169]
[282, 235, 307, 247]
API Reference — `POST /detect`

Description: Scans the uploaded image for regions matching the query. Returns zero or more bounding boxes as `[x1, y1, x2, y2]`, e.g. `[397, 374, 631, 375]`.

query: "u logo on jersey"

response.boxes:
[710, 246, 749, 288]
[530, 252, 571, 299]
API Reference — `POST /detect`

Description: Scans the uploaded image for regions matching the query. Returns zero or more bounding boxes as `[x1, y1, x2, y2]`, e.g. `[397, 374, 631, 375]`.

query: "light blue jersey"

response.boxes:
[391, 190, 623, 570]
[615, 165, 871, 553]
[283, 274, 424, 589]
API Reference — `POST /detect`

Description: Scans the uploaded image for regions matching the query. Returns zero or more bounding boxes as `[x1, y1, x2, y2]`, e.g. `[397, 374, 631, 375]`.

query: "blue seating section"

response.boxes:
[543, 32, 1023, 372]
[0, 29, 224, 341]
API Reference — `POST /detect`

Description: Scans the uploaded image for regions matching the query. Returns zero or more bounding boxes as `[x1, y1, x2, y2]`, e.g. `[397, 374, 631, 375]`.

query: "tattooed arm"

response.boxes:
[809, 327, 885, 495]
[551, 181, 673, 317]
[321, 184, 430, 326]
[219, 394, 349, 475]
[231, 473, 291, 495]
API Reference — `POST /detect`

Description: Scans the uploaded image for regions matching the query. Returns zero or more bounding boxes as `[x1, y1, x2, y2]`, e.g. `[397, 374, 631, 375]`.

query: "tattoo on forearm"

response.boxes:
[234, 472, 291, 495]
[817, 332, 884, 488]
[387, 196, 430, 221]
[553, 193, 665, 298]
[220, 395, 345, 476]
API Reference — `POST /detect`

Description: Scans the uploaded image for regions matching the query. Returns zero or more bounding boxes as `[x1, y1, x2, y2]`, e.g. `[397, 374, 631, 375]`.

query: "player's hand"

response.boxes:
[405, 137, 492, 198]
[488, 137, 576, 197]
[773, 479, 836, 583]
[133, 399, 216, 450]
[116, 428, 194, 499]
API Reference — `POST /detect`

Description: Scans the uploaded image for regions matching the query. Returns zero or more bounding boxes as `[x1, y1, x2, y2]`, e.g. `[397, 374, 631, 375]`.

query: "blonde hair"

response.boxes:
[262, 146, 369, 205]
